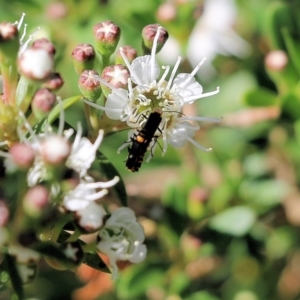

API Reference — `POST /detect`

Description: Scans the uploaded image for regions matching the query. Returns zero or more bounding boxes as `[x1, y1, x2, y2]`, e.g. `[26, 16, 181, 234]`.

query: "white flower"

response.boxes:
[97, 207, 147, 279]
[63, 175, 119, 211]
[187, 0, 251, 79]
[66, 123, 104, 178]
[18, 47, 54, 81]
[85, 26, 220, 155]
[17, 110, 105, 185]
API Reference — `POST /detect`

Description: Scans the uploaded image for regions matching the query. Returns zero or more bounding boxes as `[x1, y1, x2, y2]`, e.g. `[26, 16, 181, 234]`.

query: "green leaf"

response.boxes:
[31, 242, 68, 261]
[244, 88, 278, 107]
[209, 206, 256, 236]
[186, 291, 220, 300]
[265, 1, 296, 50]
[117, 262, 166, 299]
[0, 270, 9, 288]
[15, 76, 29, 107]
[282, 27, 300, 76]
[83, 252, 110, 273]
[97, 150, 127, 206]
[57, 231, 110, 273]
[239, 179, 289, 208]
[3, 254, 24, 300]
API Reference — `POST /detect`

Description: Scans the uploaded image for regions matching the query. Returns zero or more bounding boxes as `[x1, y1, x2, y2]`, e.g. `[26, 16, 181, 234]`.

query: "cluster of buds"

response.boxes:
[0, 11, 220, 296]
[0, 15, 147, 295]
[73, 21, 220, 172]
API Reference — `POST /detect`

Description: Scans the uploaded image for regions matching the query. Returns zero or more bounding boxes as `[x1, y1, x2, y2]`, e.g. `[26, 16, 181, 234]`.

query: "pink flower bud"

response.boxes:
[0, 200, 9, 227]
[32, 88, 56, 119]
[32, 38, 56, 56]
[78, 70, 102, 101]
[46, 2, 68, 20]
[71, 43, 95, 74]
[18, 47, 54, 81]
[0, 22, 19, 58]
[115, 45, 137, 64]
[156, 3, 177, 22]
[101, 64, 129, 97]
[42, 72, 64, 91]
[265, 50, 288, 71]
[142, 24, 168, 54]
[93, 21, 121, 57]
[41, 135, 71, 165]
[23, 185, 50, 218]
[0, 22, 18, 41]
[9, 143, 35, 169]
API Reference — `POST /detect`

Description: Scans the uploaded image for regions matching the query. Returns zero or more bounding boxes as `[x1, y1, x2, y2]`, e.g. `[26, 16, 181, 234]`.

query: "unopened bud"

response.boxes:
[142, 24, 168, 54]
[32, 38, 56, 56]
[265, 50, 288, 71]
[23, 185, 50, 218]
[32, 88, 56, 119]
[101, 64, 129, 97]
[78, 70, 102, 101]
[156, 3, 177, 22]
[93, 21, 121, 57]
[18, 47, 54, 81]
[71, 43, 95, 74]
[0, 22, 19, 59]
[75, 202, 105, 233]
[0, 200, 9, 227]
[46, 2, 68, 20]
[41, 135, 71, 165]
[42, 72, 64, 91]
[9, 143, 35, 169]
[115, 45, 137, 64]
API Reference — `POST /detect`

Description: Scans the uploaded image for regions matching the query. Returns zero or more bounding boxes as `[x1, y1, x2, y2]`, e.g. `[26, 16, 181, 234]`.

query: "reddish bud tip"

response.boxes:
[265, 50, 288, 72]
[0, 200, 9, 227]
[0, 22, 18, 41]
[9, 143, 35, 169]
[116, 45, 137, 64]
[72, 43, 95, 74]
[142, 24, 169, 54]
[18, 47, 54, 81]
[41, 135, 71, 165]
[42, 72, 64, 91]
[156, 3, 177, 22]
[78, 70, 102, 101]
[93, 21, 121, 56]
[32, 38, 56, 56]
[32, 88, 56, 118]
[101, 64, 129, 97]
[23, 185, 50, 218]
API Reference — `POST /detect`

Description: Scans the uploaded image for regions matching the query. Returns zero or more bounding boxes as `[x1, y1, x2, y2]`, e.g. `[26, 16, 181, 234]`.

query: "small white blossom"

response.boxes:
[187, 0, 251, 79]
[66, 123, 104, 178]
[76, 201, 106, 231]
[18, 47, 54, 81]
[16, 111, 105, 185]
[85, 26, 220, 155]
[63, 175, 119, 211]
[97, 207, 147, 279]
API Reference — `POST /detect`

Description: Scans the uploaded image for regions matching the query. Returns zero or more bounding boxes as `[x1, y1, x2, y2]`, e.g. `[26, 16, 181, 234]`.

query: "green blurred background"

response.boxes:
[2, 0, 300, 299]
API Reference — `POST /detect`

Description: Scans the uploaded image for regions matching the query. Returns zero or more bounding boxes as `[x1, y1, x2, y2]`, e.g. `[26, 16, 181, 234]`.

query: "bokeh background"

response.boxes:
[1, 0, 300, 299]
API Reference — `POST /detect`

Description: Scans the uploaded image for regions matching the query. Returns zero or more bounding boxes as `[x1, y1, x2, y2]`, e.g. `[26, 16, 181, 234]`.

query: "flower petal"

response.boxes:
[172, 73, 203, 103]
[130, 56, 160, 85]
[105, 89, 129, 119]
